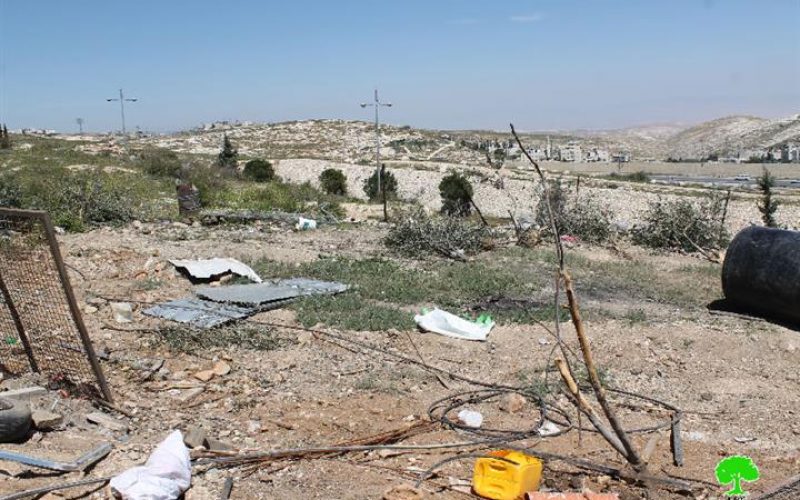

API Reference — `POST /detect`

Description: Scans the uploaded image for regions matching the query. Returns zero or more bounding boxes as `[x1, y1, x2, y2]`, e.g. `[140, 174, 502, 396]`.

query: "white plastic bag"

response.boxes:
[413, 308, 494, 341]
[110, 430, 191, 500]
[295, 217, 317, 230]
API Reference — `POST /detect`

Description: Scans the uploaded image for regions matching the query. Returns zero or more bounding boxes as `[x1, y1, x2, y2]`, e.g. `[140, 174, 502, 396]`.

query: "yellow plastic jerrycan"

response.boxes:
[472, 450, 543, 500]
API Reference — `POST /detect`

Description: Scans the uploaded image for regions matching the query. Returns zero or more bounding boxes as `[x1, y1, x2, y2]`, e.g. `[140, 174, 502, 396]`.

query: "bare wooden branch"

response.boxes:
[562, 271, 643, 469]
[555, 358, 626, 457]
[512, 123, 643, 471]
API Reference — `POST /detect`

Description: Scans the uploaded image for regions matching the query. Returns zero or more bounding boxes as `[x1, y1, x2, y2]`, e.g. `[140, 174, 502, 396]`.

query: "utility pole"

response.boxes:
[360, 88, 392, 199]
[106, 88, 137, 135]
[76, 118, 84, 134]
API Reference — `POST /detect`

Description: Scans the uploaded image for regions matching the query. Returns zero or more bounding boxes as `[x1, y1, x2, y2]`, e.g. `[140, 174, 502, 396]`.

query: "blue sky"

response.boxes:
[1, 0, 798, 133]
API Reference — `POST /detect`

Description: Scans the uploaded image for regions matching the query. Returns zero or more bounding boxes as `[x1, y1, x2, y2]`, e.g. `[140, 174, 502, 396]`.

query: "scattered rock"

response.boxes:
[206, 438, 233, 452]
[178, 387, 205, 403]
[86, 411, 129, 432]
[499, 393, 526, 413]
[193, 370, 216, 382]
[183, 426, 208, 449]
[110, 302, 134, 323]
[32, 410, 63, 431]
[457, 409, 483, 429]
[84, 305, 98, 314]
[212, 361, 231, 376]
[383, 485, 425, 500]
[297, 331, 314, 345]
[1, 386, 47, 400]
[247, 420, 261, 434]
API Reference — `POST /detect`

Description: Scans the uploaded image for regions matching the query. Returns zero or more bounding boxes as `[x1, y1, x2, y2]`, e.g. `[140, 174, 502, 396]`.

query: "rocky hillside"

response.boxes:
[666, 114, 800, 160]
[130, 114, 800, 164]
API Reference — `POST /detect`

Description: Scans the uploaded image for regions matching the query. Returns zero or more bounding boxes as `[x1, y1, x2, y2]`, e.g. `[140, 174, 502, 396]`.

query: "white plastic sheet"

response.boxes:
[296, 217, 317, 230]
[413, 308, 495, 341]
[110, 430, 191, 500]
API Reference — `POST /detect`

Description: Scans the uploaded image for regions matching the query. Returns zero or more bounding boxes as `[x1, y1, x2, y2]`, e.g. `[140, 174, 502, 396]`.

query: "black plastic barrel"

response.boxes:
[722, 226, 800, 324]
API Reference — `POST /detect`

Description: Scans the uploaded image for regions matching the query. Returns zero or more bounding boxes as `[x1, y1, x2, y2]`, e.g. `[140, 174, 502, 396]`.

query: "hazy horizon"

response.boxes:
[1, 0, 798, 133]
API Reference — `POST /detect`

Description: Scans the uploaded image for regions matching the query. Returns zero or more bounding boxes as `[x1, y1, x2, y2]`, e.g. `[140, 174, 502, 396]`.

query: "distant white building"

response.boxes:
[611, 152, 630, 163]
[788, 144, 800, 162]
[739, 149, 768, 162]
[559, 145, 582, 162]
[527, 148, 548, 161]
[586, 148, 611, 162]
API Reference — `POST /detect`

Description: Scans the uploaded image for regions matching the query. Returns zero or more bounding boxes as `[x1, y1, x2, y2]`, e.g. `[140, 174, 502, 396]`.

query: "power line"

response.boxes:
[360, 88, 392, 195]
[106, 88, 137, 135]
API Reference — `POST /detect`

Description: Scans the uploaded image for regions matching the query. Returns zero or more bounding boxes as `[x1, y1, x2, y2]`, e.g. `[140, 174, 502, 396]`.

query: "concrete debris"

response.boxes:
[32, 410, 63, 431]
[206, 438, 233, 452]
[183, 426, 208, 449]
[170, 258, 262, 283]
[111, 302, 134, 323]
[0, 386, 47, 401]
[86, 411, 129, 432]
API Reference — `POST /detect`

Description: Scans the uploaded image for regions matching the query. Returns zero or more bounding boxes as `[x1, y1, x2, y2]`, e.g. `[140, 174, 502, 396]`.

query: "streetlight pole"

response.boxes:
[106, 88, 138, 135]
[360, 88, 392, 197]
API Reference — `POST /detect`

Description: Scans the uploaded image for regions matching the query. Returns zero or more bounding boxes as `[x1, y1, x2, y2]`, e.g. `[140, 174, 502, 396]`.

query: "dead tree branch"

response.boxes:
[511, 123, 643, 471]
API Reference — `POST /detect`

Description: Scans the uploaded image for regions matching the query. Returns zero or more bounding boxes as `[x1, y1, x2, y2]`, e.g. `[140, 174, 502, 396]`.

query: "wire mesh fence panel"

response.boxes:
[0, 208, 112, 401]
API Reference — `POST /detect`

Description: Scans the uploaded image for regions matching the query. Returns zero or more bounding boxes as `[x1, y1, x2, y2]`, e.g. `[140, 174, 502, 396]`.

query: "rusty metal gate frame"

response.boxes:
[0, 208, 113, 402]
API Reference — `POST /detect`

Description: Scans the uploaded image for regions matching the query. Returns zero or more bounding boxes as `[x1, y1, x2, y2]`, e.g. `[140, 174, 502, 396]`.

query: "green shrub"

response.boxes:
[757, 168, 778, 227]
[439, 171, 473, 217]
[385, 207, 492, 259]
[535, 179, 614, 244]
[243, 159, 275, 182]
[0, 175, 23, 207]
[0, 167, 140, 231]
[363, 168, 398, 201]
[181, 160, 230, 207]
[319, 168, 347, 195]
[606, 171, 650, 183]
[137, 148, 182, 178]
[217, 134, 238, 169]
[632, 196, 729, 251]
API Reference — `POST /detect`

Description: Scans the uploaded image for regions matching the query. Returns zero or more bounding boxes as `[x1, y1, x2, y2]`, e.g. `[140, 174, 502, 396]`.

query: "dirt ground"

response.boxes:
[1, 220, 798, 499]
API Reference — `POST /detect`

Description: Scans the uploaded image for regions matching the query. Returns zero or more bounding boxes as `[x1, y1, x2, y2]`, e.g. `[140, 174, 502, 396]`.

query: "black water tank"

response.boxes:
[722, 226, 800, 324]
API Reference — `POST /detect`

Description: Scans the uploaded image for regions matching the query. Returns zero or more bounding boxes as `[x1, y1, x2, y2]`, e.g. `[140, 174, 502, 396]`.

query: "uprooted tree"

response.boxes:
[512, 124, 646, 472]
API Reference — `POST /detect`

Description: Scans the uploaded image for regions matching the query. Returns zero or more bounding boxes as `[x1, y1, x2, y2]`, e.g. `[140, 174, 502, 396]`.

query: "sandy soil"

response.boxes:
[0, 222, 798, 499]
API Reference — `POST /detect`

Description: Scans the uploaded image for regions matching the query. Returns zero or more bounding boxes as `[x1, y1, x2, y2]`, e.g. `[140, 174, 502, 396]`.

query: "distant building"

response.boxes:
[611, 152, 630, 163]
[586, 148, 611, 162]
[527, 148, 548, 161]
[738, 149, 768, 162]
[559, 145, 582, 162]
[788, 144, 800, 162]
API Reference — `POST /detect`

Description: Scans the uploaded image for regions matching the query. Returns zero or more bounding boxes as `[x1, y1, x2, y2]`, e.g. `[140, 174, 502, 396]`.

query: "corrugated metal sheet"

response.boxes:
[142, 298, 255, 328]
